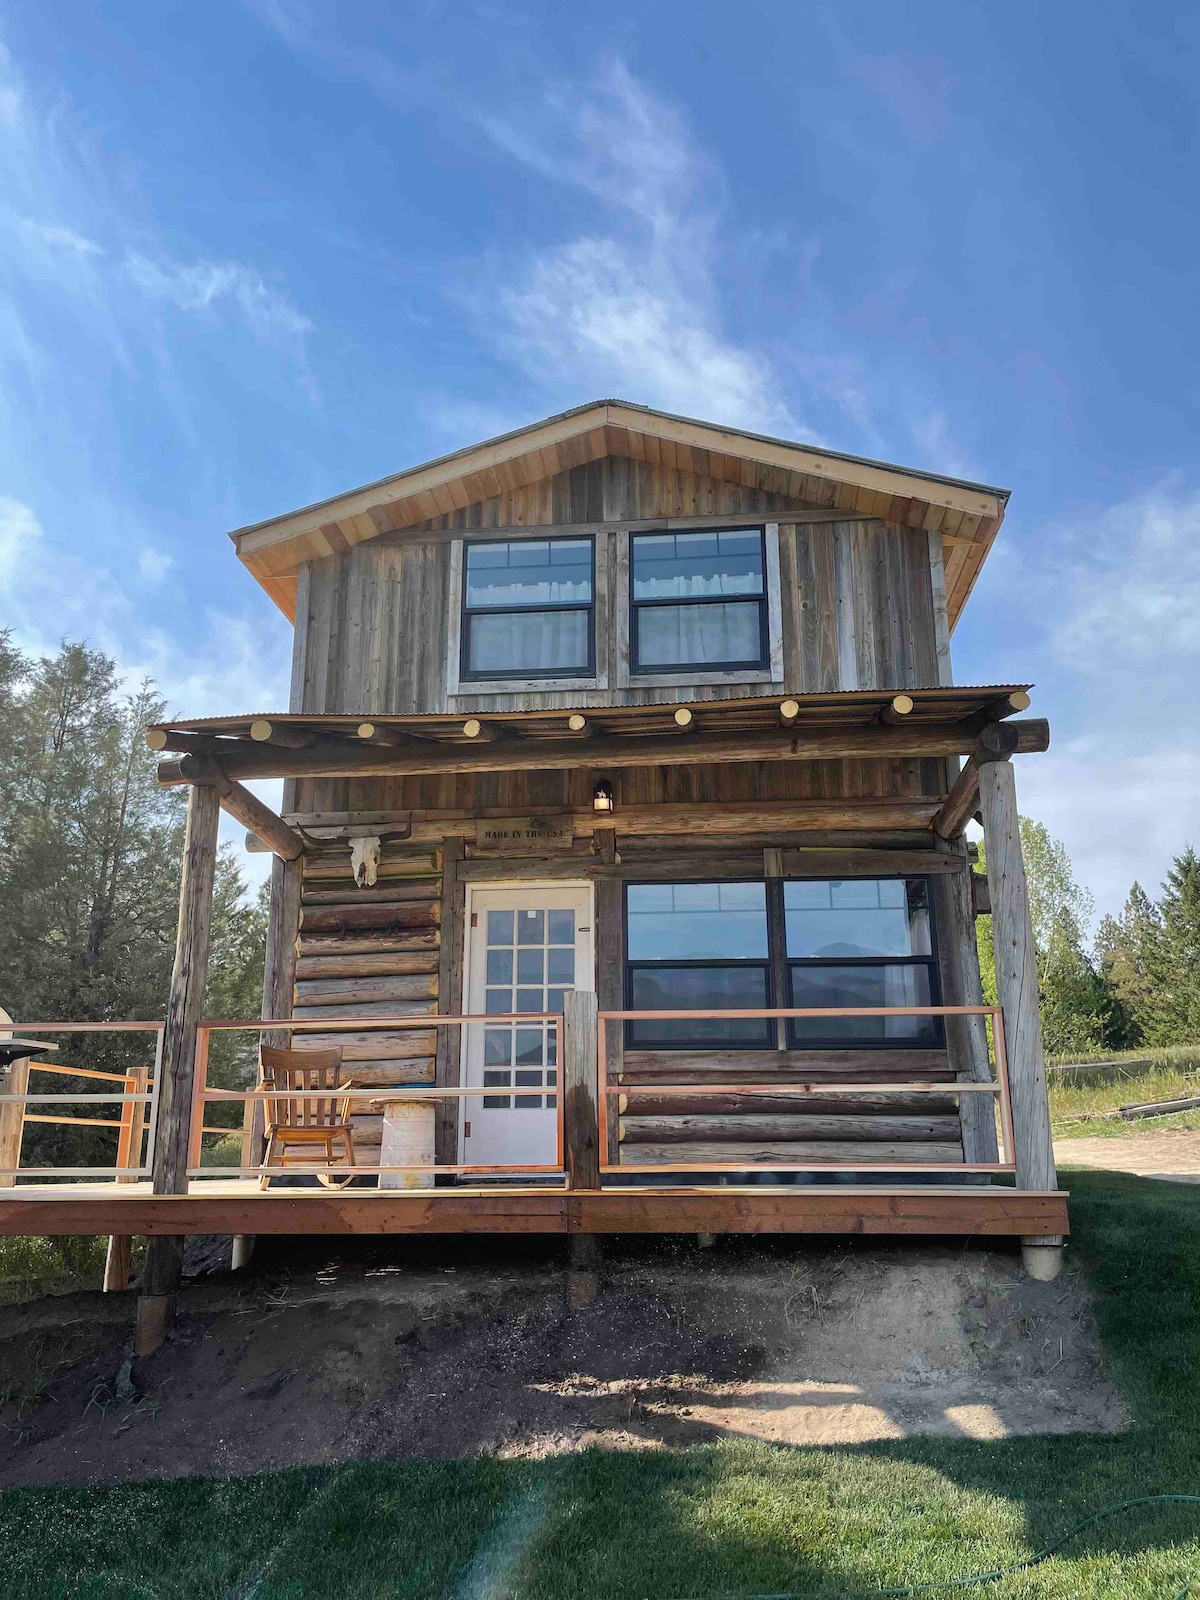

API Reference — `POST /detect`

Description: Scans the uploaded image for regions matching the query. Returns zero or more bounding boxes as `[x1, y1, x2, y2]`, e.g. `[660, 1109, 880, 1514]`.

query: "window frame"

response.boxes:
[621, 875, 944, 1052]
[622, 879, 775, 1051]
[628, 525, 771, 676]
[458, 534, 597, 683]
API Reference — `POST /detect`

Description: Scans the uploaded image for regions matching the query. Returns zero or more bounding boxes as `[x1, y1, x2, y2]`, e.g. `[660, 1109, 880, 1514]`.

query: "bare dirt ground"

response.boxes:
[0, 1235, 1125, 1487]
[1057, 1129, 1200, 1180]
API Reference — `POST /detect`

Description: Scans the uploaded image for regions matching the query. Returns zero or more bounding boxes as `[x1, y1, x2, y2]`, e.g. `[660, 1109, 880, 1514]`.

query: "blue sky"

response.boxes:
[1, 1, 1197, 919]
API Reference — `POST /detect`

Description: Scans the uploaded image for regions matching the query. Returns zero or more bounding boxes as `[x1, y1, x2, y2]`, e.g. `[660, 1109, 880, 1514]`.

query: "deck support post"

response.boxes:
[976, 749, 1060, 1281]
[140, 781, 221, 1348]
[933, 836, 998, 1167]
[563, 990, 601, 1306]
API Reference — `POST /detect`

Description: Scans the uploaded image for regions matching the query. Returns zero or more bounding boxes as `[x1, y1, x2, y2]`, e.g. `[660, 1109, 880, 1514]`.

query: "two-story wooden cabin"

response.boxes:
[0, 401, 1066, 1344]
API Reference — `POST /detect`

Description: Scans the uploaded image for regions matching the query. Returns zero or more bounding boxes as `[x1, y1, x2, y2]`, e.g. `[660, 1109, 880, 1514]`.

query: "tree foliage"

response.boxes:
[0, 635, 266, 1167]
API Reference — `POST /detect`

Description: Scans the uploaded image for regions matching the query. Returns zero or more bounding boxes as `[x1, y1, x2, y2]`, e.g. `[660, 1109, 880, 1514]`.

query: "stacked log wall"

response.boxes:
[291, 842, 442, 1163]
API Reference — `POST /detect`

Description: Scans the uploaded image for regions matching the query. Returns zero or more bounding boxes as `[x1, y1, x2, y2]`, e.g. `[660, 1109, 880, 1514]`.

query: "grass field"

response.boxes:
[1050, 1047, 1200, 1140]
[0, 1172, 1199, 1596]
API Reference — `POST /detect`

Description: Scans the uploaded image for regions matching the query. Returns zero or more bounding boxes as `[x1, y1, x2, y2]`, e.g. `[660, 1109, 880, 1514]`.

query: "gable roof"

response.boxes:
[230, 398, 1009, 629]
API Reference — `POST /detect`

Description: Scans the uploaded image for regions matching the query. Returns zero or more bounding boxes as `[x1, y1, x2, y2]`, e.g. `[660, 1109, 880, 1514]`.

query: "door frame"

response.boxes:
[458, 879, 596, 1164]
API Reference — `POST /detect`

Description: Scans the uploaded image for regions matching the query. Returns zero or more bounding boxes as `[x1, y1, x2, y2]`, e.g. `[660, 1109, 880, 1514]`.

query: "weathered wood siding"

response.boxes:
[289, 842, 443, 1162]
[291, 460, 946, 716]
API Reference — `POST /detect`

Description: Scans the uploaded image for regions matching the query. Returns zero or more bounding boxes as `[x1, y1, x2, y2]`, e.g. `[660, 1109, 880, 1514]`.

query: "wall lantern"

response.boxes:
[592, 779, 615, 815]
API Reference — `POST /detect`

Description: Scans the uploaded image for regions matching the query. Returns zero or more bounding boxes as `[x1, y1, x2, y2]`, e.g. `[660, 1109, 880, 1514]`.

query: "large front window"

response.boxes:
[624, 883, 772, 1047]
[461, 538, 594, 679]
[623, 877, 941, 1050]
[630, 528, 768, 672]
[785, 879, 939, 1046]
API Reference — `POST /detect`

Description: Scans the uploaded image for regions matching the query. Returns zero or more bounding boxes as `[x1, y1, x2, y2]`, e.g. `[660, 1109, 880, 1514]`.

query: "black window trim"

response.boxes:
[460, 534, 596, 682]
[621, 874, 943, 1052]
[629, 525, 770, 675]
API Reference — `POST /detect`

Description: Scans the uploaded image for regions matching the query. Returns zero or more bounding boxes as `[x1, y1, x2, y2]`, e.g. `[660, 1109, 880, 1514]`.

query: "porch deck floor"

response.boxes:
[0, 1181, 1068, 1238]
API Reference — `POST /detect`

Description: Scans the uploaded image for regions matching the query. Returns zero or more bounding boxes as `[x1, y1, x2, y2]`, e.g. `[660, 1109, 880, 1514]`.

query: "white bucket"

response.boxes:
[378, 1096, 437, 1190]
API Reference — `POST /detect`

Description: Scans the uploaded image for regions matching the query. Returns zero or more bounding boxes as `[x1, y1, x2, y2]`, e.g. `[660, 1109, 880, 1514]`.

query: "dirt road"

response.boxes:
[1056, 1128, 1200, 1181]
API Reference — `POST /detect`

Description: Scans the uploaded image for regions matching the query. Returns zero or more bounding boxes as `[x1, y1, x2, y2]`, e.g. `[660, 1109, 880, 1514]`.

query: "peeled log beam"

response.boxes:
[294, 973, 438, 1003]
[621, 1091, 960, 1118]
[292, 999, 439, 1020]
[980, 691, 1031, 723]
[619, 1114, 964, 1143]
[301, 883, 439, 906]
[156, 718, 1051, 783]
[173, 754, 304, 862]
[621, 1141, 965, 1166]
[294, 951, 441, 979]
[250, 719, 313, 749]
[297, 1030, 438, 1060]
[300, 901, 440, 934]
[933, 757, 980, 840]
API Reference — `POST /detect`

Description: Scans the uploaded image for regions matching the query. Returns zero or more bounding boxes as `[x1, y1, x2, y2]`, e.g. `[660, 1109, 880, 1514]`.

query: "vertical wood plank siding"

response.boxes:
[293, 460, 946, 715]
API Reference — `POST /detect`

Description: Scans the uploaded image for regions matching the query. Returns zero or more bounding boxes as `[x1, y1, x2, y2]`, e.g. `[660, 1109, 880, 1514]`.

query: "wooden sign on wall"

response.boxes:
[474, 816, 575, 853]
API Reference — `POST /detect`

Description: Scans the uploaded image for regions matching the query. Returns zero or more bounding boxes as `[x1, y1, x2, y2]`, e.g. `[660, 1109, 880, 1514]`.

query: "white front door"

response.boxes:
[462, 884, 593, 1169]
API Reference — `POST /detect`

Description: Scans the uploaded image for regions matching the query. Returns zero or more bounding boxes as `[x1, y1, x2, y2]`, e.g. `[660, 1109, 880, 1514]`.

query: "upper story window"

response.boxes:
[461, 538, 594, 680]
[630, 528, 768, 673]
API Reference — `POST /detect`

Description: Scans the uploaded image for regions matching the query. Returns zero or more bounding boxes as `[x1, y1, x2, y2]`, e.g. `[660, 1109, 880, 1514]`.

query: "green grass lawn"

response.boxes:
[1051, 1048, 1200, 1140]
[3, 1172, 1200, 1597]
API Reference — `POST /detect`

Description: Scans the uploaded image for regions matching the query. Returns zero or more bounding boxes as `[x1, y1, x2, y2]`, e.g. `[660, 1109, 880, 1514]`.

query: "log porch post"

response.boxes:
[139, 780, 221, 1350]
[562, 989, 600, 1303]
[976, 745, 1061, 1281]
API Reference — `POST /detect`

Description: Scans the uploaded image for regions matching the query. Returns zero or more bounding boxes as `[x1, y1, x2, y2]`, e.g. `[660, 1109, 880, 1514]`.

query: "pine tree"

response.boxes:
[1095, 882, 1160, 1046]
[1144, 848, 1200, 1045]
[0, 640, 267, 1167]
[975, 818, 1118, 1053]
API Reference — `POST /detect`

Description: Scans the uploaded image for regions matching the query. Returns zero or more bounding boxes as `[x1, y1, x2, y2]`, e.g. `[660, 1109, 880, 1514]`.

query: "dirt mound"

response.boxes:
[0, 1236, 1126, 1486]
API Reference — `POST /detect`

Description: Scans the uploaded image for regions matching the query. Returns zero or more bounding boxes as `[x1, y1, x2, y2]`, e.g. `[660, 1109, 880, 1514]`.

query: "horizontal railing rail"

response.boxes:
[0, 1022, 163, 1181]
[190, 1014, 566, 1182]
[597, 1005, 1015, 1177]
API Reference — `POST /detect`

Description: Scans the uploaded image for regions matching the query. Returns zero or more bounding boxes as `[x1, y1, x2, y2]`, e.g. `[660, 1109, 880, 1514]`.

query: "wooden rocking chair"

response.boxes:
[259, 1045, 357, 1190]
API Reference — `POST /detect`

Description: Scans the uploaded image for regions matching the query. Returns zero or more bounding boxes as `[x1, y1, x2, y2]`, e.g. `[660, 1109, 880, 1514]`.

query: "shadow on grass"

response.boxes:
[1, 1173, 1199, 1598]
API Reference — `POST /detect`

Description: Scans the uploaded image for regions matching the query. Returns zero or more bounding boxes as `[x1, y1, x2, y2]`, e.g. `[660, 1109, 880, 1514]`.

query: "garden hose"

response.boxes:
[683, 1493, 1200, 1598]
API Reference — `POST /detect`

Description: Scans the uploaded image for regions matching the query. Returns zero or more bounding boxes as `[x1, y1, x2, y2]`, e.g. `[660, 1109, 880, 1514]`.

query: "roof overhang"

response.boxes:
[149, 686, 1043, 791]
[229, 400, 1010, 630]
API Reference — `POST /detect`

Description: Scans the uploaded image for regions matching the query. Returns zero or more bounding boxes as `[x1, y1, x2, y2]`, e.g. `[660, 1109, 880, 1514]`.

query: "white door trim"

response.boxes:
[459, 880, 595, 1166]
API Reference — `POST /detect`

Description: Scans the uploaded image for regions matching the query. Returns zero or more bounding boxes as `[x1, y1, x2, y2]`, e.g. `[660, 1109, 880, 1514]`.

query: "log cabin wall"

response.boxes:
[290, 842, 442, 1165]
[275, 757, 973, 1173]
[290, 458, 949, 716]
[266, 453, 979, 1174]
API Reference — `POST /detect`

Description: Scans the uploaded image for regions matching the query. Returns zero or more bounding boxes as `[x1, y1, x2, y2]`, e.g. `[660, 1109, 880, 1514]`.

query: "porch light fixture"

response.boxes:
[592, 779, 615, 815]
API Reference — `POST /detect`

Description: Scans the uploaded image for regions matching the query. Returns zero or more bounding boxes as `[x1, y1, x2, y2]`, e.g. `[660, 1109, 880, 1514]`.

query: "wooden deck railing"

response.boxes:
[189, 1014, 567, 1182]
[0, 1022, 163, 1181]
[597, 1005, 1016, 1177]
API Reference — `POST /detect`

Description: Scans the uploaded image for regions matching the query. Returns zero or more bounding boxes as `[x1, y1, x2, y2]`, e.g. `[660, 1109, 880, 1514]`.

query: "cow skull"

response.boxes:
[350, 835, 381, 888]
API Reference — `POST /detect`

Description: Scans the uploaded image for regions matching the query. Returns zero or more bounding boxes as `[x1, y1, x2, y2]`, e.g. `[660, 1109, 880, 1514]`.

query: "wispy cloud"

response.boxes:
[0, 494, 43, 593]
[462, 60, 801, 436]
[125, 251, 314, 356]
[16, 216, 103, 255]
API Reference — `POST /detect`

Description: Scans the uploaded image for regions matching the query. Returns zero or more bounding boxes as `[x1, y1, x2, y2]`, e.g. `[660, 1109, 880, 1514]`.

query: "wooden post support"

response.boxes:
[177, 755, 304, 861]
[434, 838, 466, 1168]
[563, 990, 601, 1306]
[976, 749, 1060, 1278]
[142, 781, 221, 1345]
[563, 989, 600, 1190]
[933, 838, 998, 1166]
[0, 1056, 29, 1189]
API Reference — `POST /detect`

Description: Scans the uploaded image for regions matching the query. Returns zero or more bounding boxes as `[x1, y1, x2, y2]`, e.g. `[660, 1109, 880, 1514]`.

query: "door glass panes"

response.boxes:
[480, 904, 575, 1108]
